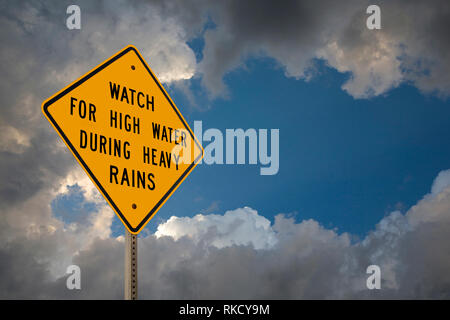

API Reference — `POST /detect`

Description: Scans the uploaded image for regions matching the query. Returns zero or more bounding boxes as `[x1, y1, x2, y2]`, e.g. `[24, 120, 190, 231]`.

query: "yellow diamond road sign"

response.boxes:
[42, 45, 203, 234]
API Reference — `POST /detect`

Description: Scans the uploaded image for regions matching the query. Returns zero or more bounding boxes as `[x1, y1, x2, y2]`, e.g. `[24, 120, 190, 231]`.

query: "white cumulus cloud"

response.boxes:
[156, 206, 277, 249]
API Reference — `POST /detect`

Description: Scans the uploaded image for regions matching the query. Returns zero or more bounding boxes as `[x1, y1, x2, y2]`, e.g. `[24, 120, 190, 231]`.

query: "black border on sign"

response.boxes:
[43, 46, 203, 234]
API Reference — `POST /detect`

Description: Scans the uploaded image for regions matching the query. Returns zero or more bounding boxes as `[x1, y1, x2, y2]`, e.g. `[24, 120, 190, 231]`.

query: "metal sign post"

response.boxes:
[125, 229, 138, 300]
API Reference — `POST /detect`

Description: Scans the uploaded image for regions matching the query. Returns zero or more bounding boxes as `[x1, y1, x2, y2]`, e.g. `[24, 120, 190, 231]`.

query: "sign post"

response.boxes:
[125, 229, 138, 300]
[42, 45, 203, 300]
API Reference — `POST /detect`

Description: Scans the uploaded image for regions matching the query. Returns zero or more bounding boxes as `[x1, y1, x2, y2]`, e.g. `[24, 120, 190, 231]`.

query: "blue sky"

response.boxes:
[165, 56, 450, 237]
[52, 54, 450, 238]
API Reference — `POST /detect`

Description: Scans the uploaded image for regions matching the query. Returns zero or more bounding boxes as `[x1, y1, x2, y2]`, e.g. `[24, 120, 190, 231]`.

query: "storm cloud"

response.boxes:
[2, 170, 450, 299]
[197, 0, 450, 98]
[0, 0, 450, 299]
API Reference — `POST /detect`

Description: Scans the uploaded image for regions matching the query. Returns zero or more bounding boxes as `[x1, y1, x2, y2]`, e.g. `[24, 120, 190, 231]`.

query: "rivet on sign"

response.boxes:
[132, 203, 137, 209]
[131, 65, 135, 70]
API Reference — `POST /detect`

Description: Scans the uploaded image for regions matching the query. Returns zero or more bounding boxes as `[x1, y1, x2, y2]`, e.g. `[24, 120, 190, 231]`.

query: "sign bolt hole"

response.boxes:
[132, 203, 137, 209]
[131, 65, 135, 70]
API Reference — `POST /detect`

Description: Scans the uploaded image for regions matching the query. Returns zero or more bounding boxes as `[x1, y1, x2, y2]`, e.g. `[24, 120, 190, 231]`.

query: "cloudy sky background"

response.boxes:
[1, 0, 450, 298]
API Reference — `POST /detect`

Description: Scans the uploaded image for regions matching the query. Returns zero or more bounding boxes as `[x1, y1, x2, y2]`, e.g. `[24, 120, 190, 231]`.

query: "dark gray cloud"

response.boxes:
[197, 0, 450, 98]
[199, 0, 359, 96]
